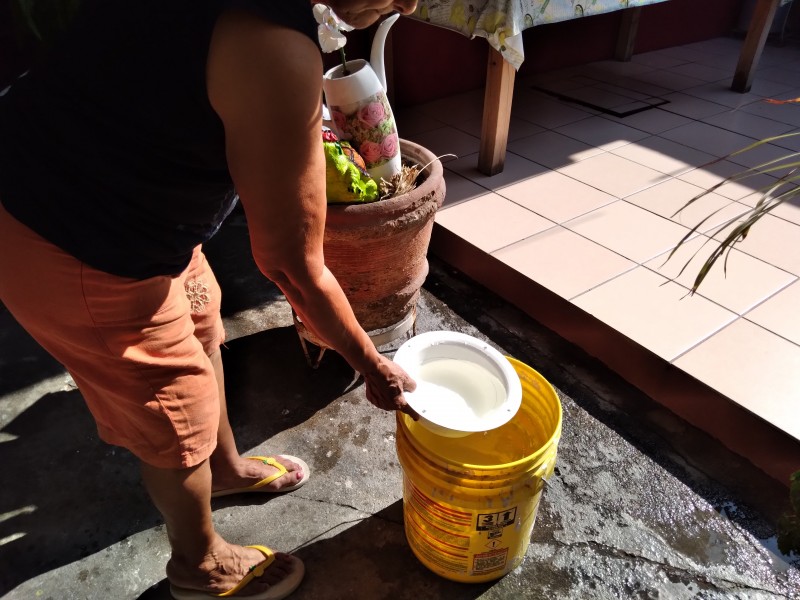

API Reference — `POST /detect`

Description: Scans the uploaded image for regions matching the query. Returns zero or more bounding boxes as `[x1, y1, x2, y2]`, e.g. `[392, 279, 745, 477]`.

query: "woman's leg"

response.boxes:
[185, 249, 305, 493]
[140, 458, 300, 594]
[206, 348, 305, 492]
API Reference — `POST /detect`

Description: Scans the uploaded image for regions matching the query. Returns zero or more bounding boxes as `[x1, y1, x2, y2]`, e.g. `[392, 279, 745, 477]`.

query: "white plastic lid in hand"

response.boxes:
[394, 331, 522, 438]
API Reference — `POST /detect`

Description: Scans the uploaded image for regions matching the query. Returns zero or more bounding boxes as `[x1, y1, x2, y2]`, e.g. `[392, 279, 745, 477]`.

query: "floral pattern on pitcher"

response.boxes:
[328, 91, 399, 171]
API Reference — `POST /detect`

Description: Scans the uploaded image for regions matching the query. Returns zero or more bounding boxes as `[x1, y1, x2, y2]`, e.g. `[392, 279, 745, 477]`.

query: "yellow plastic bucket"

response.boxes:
[395, 357, 562, 583]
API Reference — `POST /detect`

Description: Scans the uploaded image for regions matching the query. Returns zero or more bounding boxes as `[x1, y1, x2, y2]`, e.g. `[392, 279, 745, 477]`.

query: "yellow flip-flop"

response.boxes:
[211, 455, 310, 498]
[170, 545, 304, 600]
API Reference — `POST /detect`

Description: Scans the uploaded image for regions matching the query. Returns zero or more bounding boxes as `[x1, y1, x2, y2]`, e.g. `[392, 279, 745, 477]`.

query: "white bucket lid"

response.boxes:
[394, 331, 522, 437]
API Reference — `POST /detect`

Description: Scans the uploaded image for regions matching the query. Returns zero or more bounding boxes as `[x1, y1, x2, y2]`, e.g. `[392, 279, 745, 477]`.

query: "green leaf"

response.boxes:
[790, 469, 800, 514]
[777, 513, 800, 555]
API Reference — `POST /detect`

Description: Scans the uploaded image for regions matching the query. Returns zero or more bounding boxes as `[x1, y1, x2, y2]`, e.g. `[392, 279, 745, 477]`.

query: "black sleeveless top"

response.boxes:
[0, 0, 318, 278]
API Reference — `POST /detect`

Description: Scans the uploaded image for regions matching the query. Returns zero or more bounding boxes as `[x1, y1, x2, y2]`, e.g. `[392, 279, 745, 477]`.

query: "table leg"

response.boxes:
[478, 46, 515, 176]
[615, 7, 642, 62]
[732, 0, 780, 93]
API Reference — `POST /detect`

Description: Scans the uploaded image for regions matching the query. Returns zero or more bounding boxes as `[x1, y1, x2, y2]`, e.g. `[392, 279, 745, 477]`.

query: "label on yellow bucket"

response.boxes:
[403, 477, 542, 581]
[472, 548, 509, 574]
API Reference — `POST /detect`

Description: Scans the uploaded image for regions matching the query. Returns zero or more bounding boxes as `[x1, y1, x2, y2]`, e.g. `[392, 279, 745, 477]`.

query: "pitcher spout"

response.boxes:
[369, 13, 400, 92]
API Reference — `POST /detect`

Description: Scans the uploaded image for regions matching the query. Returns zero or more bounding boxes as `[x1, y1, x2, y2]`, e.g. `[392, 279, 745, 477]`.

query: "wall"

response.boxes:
[391, 0, 745, 108]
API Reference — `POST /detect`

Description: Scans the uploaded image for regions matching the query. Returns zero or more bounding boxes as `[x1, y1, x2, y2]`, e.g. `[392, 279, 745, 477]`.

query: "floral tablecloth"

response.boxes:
[410, 0, 670, 70]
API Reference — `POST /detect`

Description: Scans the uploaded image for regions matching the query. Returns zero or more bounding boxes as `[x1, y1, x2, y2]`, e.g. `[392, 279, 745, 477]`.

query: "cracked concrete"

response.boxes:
[1, 206, 798, 599]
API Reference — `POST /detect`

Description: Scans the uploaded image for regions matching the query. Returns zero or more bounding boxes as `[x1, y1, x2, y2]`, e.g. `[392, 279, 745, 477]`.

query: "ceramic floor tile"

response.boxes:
[612, 101, 659, 115]
[770, 198, 800, 227]
[630, 69, 707, 92]
[557, 86, 639, 111]
[678, 82, 763, 110]
[405, 126, 480, 165]
[599, 109, 693, 135]
[511, 89, 595, 129]
[746, 280, 800, 346]
[658, 46, 712, 64]
[754, 65, 800, 87]
[760, 45, 800, 67]
[694, 53, 739, 72]
[582, 59, 656, 79]
[736, 184, 799, 211]
[492, 227, 636, 300]
[677, 160, 780, 201]
[554, 116, 649, 150]
[592, 81, 660, 103]
[564, 200, 690, 264]
[702, 109, 796, 140]
[665, 63, 731, 83]
[646, 235, 797, 315]
[532, 76, 595, 95]
[507, 130, 603, 170]
[712, 212, 800, 276]
[446, 151, 548, 192]
[393, 108, 445, 137]
[687, 37, 744, 56]
[659, 92, 731, 120]
[631, 51, 688, 69]
[414, 90, 486, 126]
[452, 116, 545, 143]
[610, 136, 716, 178]
[557, 152, 667, 198]
[625, 178, 747, 232]
[771, 130, 800, 152]
[439, 170, 494, 209]
[600, 76, 672, 98]
[745, 77, 800, 100]
[673, 320, 800, 440]
[572, 267, 737, 361]
[495, 170, 618, 224]
[725, 140, 798, 178]
[659, 121, 758, 157]
[424, 36, 800, 457]
[739, 97, 800, 127]
[435, 193, 554, 253]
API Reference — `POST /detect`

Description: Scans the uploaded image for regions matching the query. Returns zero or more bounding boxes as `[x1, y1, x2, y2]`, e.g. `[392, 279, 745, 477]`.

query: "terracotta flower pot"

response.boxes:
[293, 139, 446, 364]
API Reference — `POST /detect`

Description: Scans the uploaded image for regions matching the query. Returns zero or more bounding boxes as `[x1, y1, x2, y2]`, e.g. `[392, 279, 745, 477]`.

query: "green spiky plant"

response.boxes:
[666, 130, 799, 294]
[778, 471, 800, 555]
[667, 103, 799, 555]
[11, 0, 82, 45]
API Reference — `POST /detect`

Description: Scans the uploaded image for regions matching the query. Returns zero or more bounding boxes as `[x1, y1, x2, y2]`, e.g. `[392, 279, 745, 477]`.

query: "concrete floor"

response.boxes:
[1, 206, 799, 599]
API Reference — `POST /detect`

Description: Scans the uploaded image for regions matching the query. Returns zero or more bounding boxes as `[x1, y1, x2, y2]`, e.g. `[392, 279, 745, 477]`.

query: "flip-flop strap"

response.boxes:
[245, 456, 288, 491]
[216, 545, 276, 598]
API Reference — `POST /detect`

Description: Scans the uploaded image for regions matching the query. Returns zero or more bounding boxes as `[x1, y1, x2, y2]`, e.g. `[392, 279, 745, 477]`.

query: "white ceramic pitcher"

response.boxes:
[323, 14, 401, 182]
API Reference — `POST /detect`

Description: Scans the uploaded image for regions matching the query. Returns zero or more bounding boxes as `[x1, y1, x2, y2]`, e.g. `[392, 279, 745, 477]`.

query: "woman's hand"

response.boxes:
[362, 355, 419, 420]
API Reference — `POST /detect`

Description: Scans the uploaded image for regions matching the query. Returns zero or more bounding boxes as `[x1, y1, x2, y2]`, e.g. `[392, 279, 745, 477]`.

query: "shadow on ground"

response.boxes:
[0, 325, 354, 596]
[137, 501, 498, 600]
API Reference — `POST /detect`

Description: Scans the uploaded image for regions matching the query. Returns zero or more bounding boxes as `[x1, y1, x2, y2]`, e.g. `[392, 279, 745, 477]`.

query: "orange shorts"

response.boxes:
[0, 202, 225, 468]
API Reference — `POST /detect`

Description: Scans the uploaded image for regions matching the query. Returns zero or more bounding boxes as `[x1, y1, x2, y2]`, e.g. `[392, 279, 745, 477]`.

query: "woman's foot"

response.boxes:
[211, 455, 307, 496]
[168, 540, 302, 598]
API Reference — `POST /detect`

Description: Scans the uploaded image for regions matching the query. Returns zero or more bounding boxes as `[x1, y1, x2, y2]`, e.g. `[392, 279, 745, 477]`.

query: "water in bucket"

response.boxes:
[394, 331, 522, 438]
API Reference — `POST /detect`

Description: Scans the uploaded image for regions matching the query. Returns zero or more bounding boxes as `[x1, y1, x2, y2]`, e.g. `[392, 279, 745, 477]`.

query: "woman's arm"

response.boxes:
[206, 9, 417, 416]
